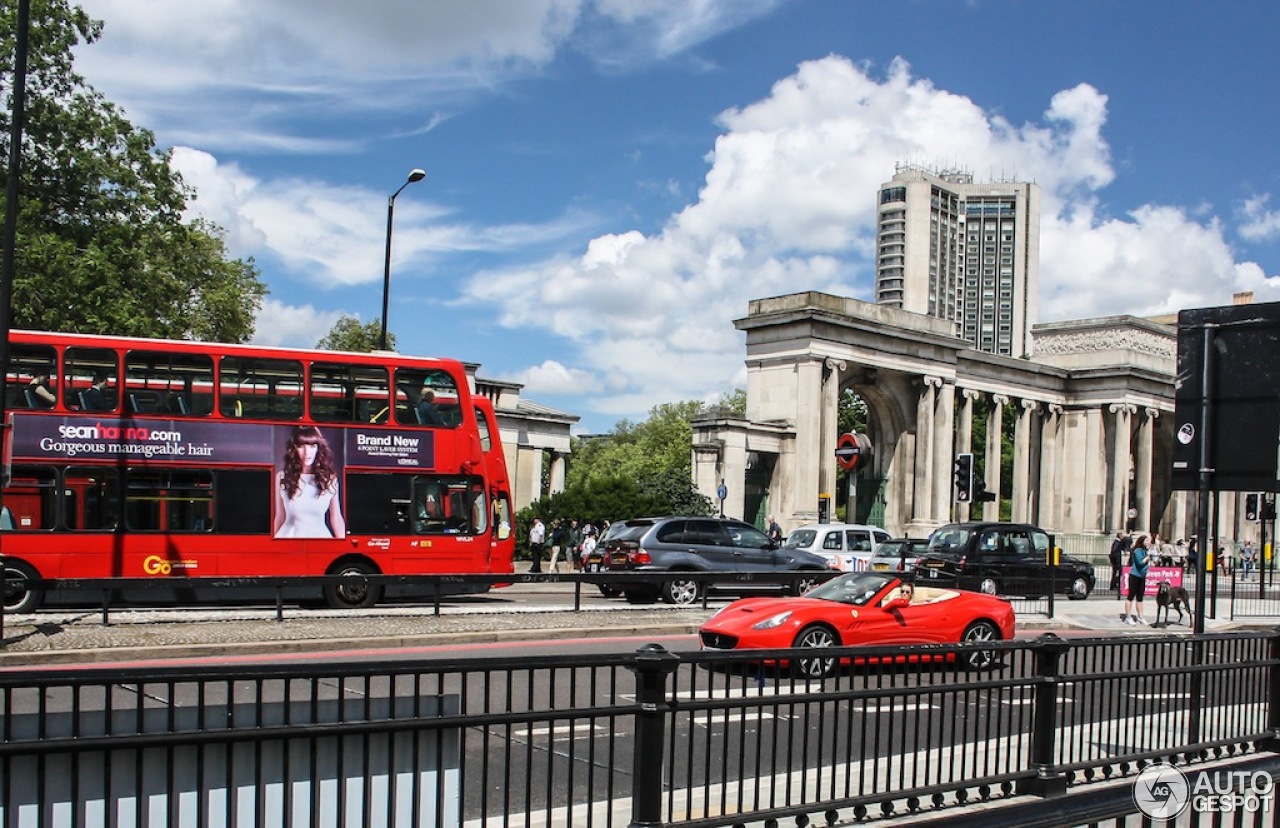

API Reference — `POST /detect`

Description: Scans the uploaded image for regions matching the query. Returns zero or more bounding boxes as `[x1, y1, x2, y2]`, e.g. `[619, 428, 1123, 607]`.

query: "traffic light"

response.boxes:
[1245, 493, 1260, 522]
[953, 453, 974, 503]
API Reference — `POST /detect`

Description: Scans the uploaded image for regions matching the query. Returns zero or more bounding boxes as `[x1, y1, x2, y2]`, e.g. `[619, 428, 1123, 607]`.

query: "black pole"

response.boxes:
[377, 170, 425, 352]
[0, 0, 33, 638]
[378, 194, 396, 351]
[1189, 322, 1217, 748]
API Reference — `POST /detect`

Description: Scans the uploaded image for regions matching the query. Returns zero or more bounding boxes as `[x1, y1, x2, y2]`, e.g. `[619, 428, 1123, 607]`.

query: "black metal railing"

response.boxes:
[1, 630, 1277, 826]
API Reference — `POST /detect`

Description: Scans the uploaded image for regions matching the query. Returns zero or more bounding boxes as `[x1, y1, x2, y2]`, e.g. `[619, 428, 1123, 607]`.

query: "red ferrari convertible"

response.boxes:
[698, 572, 1015, 678]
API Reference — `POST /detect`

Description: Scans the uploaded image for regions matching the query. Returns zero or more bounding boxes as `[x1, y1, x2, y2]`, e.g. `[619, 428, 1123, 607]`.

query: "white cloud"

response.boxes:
[1238, 195, 1280, 242]
[172, 147, 596, 290]
[470, 55, 1273, 417]
[504, 360, 600, 395]
[250, 299, 346, 349]
[74, 0, 777, 152]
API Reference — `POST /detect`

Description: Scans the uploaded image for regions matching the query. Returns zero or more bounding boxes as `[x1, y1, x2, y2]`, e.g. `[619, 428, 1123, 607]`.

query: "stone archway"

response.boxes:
[690, 292, 1189, 542]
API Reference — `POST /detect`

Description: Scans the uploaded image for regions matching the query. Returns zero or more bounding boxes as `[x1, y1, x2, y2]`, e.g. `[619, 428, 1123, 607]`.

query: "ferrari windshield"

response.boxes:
[803, 572, 897, 606]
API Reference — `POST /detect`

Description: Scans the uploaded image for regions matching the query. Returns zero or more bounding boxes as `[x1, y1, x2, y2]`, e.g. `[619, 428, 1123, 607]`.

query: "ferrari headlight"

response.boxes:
[751, 611, 793, 630]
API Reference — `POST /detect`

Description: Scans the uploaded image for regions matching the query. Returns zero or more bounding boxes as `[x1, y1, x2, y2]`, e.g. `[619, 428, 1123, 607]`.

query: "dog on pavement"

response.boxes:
[1154, 580, 1190, 626]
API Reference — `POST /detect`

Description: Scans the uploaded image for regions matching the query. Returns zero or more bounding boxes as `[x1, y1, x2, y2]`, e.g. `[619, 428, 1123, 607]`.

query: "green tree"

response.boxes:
[1, 0, 265, 341]
[316, 315, 394, 352]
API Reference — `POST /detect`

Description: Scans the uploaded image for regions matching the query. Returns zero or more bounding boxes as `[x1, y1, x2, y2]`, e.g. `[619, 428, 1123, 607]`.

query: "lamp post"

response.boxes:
[379, 168, 427, 351]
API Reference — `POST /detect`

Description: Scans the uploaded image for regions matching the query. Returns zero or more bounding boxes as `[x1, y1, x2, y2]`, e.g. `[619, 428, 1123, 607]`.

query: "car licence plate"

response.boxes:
[873, 563, 889, 571]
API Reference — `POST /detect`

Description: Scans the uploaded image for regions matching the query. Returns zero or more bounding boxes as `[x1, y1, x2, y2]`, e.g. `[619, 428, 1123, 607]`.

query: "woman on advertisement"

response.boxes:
[274, 425, 346, 538]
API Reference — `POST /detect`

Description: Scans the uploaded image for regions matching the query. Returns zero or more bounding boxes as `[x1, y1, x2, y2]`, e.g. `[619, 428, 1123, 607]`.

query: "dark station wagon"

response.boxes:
[602, 516, 833, 606]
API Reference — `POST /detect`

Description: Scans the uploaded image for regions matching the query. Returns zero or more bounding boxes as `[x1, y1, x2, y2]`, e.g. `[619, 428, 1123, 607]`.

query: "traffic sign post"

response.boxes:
[835, 432, 862, 471]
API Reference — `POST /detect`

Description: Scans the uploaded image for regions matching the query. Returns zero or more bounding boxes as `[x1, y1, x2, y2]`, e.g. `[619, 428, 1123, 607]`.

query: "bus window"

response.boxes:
[214, 470, 272, 534]
[409, 476, 486, 535]
[3, 467, 57, 530]
[64, 348, 119, 413]
[311, 362, 389, 424]
[6, 343, 59, 410]
[126, 350, 214, 417]
[394, 368, 461, 428]
[493, 491, 512, 540]
[64, 468, 121, 531]
[124, 470, 213, 531]
[220, 356, 304, 420]
[474, 404, 493, 452]
[345, 473, 412, 535]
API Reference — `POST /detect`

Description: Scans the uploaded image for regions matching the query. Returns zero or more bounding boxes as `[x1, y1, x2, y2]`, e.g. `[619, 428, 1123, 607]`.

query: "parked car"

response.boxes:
[698, 571, 1015, 677]
[602, 516, 834, 605]
[868, 537, 930, 574]
[915, 522, 1095, 599]
[781, 523, 891, 572]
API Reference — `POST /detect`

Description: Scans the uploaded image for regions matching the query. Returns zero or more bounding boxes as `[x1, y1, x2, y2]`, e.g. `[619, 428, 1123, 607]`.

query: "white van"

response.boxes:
[781, 523, 892, 572]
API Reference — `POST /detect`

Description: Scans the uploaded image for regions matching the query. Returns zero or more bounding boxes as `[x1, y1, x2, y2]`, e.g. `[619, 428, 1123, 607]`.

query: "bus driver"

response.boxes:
[274, 425, 346, 538]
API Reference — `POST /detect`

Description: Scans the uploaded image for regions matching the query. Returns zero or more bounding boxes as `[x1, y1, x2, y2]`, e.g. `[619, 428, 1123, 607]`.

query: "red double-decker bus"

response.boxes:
[0, 330, 515, 612]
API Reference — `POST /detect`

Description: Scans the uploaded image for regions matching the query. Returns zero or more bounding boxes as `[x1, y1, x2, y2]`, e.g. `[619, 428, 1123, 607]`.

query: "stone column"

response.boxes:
[1036, 405, 1064, 531]
[955, 389, 980, 523]
[933, 380, 956, 523]
[1012, 399, 1039, 523]
[1109, 403, 1136, 532]
[793, 358, 825, 524]
[983, 394, 1008, 522]
[821, 358, 846, 512]
[916, 376, 947, 522]
[1136, 408, 1158, 531]
[548, 451, 567, 495]
[908, 376, 941, 532]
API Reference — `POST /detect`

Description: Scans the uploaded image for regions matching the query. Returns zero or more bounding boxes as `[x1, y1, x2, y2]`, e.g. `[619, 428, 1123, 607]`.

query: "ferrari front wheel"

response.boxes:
[792, 625, 839, 679]
[960, 620, 1000, 671]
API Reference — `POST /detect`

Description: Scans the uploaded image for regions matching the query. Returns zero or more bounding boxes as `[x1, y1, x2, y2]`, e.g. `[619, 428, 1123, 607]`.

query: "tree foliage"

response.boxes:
[0, 0, 265, 341]
[514, 399, 718, 540]
[316, 315, 394, 352]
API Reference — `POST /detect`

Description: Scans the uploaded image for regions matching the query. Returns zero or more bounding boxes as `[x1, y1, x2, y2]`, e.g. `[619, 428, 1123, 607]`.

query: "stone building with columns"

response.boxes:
[690, 291, 1230, 543]
[471, 373, 577, 513]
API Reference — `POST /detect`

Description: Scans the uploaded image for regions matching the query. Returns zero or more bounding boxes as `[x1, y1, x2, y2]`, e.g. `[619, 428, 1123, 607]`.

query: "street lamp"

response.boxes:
[379, 168, 427, 351]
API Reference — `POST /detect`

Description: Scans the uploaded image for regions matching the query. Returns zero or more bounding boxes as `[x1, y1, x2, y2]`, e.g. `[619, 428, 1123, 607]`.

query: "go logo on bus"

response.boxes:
[143, 555, 198, 575]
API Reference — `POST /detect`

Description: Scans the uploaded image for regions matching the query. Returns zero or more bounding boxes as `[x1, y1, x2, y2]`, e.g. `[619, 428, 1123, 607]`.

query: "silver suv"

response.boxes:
[602, 516, 833, 605]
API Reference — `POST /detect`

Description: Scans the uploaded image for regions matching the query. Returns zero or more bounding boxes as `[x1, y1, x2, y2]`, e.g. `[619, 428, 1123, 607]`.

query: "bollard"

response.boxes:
[627, 642, 680, 828]
[1018, 632, 1070, 797]
[1262, 629, 1280, 753]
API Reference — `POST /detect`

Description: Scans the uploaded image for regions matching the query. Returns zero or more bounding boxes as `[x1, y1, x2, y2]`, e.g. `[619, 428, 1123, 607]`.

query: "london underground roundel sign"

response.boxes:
[835, 432, 861, 471]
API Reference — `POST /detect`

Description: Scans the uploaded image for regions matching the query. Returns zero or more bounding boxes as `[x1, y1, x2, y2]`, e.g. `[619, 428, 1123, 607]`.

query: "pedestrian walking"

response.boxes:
[547, 519, 565, 572]
[1109, 531, 1129, 598]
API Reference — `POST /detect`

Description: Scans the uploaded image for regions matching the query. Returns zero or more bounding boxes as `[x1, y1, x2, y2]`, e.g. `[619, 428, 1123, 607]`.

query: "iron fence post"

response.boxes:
[1262, 629, 1280, 752]
[628, 642, 680, 828]
[1019, 632, 1070, 797]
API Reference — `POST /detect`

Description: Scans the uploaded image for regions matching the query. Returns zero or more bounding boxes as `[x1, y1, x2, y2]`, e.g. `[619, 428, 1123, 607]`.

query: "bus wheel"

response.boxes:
[3, 561, 43, 613]
[324, 560, 383, 609]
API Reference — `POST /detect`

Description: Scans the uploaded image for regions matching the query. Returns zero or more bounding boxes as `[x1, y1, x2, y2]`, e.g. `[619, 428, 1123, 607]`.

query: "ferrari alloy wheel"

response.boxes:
[1068, 576, 1091, 600]
[960, 621, 1000, 671]
[792, 625, 839, 679]
[978, 577, 999, 596]
[662, 577, 701, 605]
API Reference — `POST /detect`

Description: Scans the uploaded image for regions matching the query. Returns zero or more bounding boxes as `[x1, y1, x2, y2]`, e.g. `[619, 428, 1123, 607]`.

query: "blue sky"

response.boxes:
[72, 0, 1280, 433]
